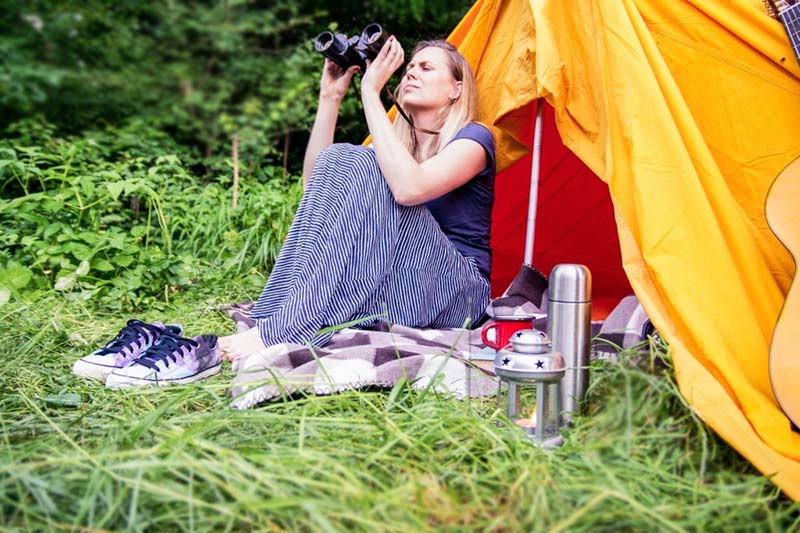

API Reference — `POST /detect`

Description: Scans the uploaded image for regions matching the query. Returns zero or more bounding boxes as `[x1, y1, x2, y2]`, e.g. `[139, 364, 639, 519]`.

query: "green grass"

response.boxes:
[1, 290, 798, 531]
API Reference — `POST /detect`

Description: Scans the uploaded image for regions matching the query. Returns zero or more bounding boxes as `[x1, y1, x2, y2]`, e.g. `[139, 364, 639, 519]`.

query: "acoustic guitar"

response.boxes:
[766, 159, 800, 429]
[764, 0, 800, 428]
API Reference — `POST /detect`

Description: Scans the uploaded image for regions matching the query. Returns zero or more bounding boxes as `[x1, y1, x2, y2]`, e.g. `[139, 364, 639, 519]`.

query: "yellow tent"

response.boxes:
[449, 0, 800, 499]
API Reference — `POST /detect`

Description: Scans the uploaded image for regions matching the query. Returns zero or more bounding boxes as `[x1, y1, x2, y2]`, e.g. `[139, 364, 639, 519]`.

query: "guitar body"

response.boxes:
[766, 157, 800, 429]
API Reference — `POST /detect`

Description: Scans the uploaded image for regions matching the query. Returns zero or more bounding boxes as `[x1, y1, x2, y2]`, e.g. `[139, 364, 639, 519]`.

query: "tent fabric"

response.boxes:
[445, 0, 800, 500]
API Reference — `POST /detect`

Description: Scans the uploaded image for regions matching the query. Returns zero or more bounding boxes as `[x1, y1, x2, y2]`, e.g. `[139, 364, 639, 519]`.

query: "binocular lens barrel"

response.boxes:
[314, 31, 354, 69]
[313, 23, 388, 70]
[361, 23, 387, 46]
[314, 31, 350, 54]
[314, 31, 334, 52]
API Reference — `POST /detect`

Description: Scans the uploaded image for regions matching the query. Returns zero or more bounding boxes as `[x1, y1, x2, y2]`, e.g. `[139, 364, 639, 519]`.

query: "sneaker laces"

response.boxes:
[96, 319, 163, 356]
[134, 332, 198, 370]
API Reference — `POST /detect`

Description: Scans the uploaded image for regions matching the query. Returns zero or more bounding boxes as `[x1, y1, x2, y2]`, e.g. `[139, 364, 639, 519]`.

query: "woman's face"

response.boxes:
[399, 46, 461, 111]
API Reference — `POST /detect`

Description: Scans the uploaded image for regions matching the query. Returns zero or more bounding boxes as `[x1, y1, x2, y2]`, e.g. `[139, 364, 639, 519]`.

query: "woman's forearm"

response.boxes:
[362, 90, 486, 206]
[302, 98, 342, 188]
[360, 91, 424, 203]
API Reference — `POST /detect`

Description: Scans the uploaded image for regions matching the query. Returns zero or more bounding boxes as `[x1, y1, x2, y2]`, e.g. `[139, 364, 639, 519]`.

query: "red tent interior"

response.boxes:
[490, 102, 632, 319]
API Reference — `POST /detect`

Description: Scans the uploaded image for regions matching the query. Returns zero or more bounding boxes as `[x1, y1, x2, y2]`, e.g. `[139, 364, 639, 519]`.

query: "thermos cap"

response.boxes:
[549, 264, 592, 303]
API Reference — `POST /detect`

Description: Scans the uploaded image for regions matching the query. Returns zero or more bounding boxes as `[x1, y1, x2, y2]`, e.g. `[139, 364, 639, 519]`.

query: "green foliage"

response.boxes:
[0, 118, 301, 310]
[0, 0, 474, 173]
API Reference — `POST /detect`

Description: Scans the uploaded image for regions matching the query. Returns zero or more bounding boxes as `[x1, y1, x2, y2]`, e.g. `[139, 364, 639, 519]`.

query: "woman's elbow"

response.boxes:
[391, 188, 425, 206]
[386, 173, 431, 206]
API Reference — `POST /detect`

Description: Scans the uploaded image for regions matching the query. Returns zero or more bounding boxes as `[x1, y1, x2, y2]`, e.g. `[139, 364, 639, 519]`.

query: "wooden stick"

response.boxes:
[232, 133, 239, 209]
[283, 129, 289, 180]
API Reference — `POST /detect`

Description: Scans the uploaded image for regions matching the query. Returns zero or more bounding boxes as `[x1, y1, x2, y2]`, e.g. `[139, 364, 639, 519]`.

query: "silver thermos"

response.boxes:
[546, 264, 592, 423]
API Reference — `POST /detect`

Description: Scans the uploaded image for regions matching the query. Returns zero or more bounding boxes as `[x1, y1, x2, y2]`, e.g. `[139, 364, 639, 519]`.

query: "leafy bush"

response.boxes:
[0, 118, 302, 310]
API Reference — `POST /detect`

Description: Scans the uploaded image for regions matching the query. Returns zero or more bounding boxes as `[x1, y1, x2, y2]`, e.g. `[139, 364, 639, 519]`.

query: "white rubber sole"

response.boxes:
[105, 364, 222, 388]
[72, 359, 117, 382]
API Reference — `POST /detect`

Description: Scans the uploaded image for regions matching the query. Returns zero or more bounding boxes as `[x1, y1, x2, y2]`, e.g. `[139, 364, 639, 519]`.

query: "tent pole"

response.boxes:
[524, 99, 544, 266]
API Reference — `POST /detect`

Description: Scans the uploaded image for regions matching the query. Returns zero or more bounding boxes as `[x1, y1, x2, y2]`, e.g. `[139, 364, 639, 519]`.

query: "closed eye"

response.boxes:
[405, 61, 436, 75]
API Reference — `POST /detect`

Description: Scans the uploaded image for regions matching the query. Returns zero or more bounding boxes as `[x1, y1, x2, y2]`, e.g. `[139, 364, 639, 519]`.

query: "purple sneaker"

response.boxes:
[72, 320, 183, 381]
[105, 332, 221, 388]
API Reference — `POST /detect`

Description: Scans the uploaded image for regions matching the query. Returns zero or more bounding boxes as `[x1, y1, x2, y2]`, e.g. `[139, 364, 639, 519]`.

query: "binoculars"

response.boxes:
[314, 23, 389, 71]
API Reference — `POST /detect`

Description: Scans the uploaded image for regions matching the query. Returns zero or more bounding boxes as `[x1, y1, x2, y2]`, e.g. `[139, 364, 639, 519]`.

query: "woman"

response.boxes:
[219, 37, 495, 361]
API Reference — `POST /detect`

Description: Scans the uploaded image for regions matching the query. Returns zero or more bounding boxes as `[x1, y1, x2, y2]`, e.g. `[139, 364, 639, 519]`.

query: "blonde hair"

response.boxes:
[392, 40, 478, 162]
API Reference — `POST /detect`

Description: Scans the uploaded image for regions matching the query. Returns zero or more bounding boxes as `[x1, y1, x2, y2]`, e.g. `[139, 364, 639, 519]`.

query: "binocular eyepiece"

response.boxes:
[314, 23, 389, 71]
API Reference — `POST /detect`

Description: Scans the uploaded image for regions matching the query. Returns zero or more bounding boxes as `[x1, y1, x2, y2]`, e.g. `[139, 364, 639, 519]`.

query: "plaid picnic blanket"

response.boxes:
[224, 293, 653, 409]
[224, 305, 498, 409]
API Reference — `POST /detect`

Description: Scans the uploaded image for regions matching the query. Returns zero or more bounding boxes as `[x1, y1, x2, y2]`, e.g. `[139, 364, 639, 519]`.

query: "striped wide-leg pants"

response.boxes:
[250, 143, 490, 347]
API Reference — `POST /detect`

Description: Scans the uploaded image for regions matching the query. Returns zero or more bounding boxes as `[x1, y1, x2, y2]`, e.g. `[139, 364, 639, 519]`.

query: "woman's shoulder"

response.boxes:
[451, 122, 496, 174]
[456, 121, 493, 137]
[453, 122, 495, 150]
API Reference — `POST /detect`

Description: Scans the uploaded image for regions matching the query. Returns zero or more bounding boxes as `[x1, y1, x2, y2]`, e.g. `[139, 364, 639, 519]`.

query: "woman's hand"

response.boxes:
[319, 59, 359, 103]
[304, 59, 358, 186]
[360, 36, 405, 99]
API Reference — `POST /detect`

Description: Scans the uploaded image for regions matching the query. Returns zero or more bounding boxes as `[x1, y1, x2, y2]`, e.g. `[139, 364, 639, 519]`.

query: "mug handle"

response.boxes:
[481, 322, 499, 349]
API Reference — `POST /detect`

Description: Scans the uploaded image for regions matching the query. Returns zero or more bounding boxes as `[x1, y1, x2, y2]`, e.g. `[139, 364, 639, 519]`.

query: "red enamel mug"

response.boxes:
[481, 315, 535, 350]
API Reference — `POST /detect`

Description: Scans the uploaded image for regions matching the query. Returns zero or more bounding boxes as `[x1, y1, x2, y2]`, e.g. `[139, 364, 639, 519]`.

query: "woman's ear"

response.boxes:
[449, 80, 463, 101]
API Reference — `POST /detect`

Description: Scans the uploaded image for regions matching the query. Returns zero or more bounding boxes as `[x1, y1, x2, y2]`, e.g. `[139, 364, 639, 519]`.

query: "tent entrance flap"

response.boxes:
[490, 101, 630, 319]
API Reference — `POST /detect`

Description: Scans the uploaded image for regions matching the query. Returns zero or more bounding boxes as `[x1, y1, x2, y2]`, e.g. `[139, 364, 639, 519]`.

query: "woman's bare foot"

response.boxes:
[218, 327, 267, 361]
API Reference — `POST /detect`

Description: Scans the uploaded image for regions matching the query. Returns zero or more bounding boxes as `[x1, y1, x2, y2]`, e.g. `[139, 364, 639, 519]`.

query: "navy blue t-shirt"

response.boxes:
[425, 123, 495, 280]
